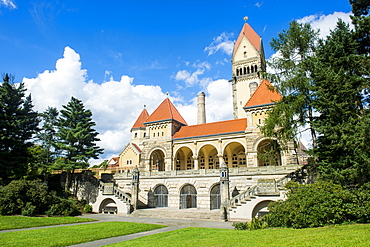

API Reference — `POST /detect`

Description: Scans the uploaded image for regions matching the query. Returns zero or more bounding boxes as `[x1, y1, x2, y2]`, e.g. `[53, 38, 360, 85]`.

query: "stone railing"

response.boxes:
[99, 181, 132, 205]
[113, 164, 303, 180]
[228, 185, 258, 210]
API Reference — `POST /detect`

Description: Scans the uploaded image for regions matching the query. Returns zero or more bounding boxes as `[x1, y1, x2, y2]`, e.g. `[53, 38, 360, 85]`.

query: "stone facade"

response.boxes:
[92, 22, 304, 221]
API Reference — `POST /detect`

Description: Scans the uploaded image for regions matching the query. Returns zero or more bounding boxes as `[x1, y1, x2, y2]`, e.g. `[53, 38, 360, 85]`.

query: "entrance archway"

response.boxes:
[154, 185, 168, 208]
[252, 200, 272, 218]
[150, 149, 165, 171]
[257, 140, 281, 166]
[180, 184, 197, 209]
[210, 184, 221, 210]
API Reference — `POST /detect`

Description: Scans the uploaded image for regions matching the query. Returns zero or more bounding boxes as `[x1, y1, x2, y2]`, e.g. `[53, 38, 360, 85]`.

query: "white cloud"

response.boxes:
[176, 79, 233, 125]
[23, 47, 167, 161]
[22, 47, 234, 164]
[298, 11, 353, 39]
[204, 32, 234, 56]
[1, 0, 16, 9]
[174, 61, 212, 88]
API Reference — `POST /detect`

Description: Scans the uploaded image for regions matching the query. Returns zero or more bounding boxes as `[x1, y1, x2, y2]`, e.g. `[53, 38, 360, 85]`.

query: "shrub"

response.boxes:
[0, 180, 82, 216]
[267, 181, 370, 228]
[84, 204, 93, 213]
[21, 202, 37, 216]
[232, 222, 248, 230]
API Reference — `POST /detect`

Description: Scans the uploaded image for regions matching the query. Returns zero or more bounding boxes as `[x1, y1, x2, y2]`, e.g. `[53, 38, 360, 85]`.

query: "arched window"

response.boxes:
[243, 67, 247, 74]
[239, 68, 243, 75]
[247, 66, 250, 74]
[199, 156, 205, 169]
[154, 185, 168, 208]
[150, 150, 165, 171]
[251, 65, 254, 73]
[180, 184, 197, 209]
[236, 69, 239, 76]
[208, 155, 214, 169]
[254, 64, 258, 72]
[210, 184, 221, 210]
[186, 156, 194, 170]
[134, 133, 137, 138]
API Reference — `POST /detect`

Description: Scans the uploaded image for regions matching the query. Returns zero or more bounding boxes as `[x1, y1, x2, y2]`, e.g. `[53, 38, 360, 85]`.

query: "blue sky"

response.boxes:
[0, 0, 353, 162]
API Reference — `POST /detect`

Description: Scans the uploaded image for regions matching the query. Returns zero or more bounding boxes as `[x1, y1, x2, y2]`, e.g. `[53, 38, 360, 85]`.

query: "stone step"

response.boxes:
[130, 208, 222, 221]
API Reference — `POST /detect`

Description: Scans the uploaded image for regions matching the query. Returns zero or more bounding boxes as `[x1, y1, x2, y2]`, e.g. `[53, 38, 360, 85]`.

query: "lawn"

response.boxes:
[108, 223, 370, 247]
[0, 221, 166, 247]
[0, 215, 95, 230]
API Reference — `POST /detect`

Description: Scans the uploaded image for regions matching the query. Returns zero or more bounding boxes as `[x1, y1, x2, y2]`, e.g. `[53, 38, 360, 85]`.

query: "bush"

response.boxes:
[46, 198, 81, 217]
[267, 181, 370, 228]
[21, 202, 37, 216]
[232, 217, 268, 230]
[232, 222, 248, 230]
[0, 180, 81, 216]
[83, 204, 93, 213]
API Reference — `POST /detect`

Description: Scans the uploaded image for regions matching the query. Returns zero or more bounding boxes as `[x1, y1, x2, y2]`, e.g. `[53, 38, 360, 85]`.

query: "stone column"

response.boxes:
[131, 167, 140, 212]
[219, 162, 230, 221]
[193, 156, 199, 170]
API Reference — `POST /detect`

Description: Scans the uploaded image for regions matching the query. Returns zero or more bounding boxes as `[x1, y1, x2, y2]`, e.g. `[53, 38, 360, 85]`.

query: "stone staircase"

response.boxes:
[130, 208, 222, 221]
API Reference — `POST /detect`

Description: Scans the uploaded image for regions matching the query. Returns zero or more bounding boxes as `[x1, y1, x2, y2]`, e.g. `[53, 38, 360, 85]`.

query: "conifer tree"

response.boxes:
[311, 20, 370, 186]
[35, 107, 59, 179]
[262, 21, 319, 149]
[0, 74, 39, 183]
[53, 97, 103, 192]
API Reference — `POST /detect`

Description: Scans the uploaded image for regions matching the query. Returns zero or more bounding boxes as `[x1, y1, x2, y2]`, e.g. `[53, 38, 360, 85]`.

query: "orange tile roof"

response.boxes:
[145, 98, 187, 125]
[244, 79, 282, 109]
[173, 118, 247, 139]
[233, 23, 261, 56]
[131, 108, 149, 129]
[131, 143, 142, 153]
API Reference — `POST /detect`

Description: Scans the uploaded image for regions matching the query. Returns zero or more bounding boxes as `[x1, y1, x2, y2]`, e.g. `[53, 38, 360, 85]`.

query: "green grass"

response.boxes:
[108, 224, 370, 247]
[0, 221, 165, 247]
[0, 216, 96, 230]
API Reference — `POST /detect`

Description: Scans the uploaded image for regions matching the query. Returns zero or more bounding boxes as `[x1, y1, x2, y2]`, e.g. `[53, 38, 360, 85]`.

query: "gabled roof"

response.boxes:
[119, 142, 142, 156]
[145, 98, 187, 125]
[233, 22, 261, 56]
[173, 118, 247, 140]
[244, 79, 282, 109]
[131, 108, 149, 130]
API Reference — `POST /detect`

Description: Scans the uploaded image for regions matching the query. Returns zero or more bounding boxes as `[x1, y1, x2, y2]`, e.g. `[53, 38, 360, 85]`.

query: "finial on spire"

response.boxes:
[244, 16, 249, 22]
[166, 92, 169, 98]
[144, 104, 146, 108]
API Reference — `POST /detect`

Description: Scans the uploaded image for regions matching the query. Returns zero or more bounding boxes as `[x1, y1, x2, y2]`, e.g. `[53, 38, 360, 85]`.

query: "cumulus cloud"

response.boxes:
[23, 47, 167, 162]
[174, 61, 212, 88]
[22, 47, 234, 164]
[298, 11, 353, 39]
[204, 32, 234, 56]
[176, 79, 233, 125]
[1, 0, 16, 9]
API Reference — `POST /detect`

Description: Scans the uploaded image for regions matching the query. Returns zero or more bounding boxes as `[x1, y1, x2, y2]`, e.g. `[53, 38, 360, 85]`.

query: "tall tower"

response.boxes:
[231, 19, 266, 119]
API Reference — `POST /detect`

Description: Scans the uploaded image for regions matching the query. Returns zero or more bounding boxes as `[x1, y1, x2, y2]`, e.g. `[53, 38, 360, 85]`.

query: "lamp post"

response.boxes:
[219, 162, 230, 221]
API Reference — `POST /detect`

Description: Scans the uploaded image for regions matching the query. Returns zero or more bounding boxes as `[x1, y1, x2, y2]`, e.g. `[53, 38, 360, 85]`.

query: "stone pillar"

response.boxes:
[197, 92, 206, 124]
[131, 167, 140, 211]
[193, 156, 199, 170]
[219, 162, 230, 221]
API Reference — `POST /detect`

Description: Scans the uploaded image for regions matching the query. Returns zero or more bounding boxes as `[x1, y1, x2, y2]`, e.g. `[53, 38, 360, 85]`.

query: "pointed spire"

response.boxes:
[131, 108, 150, 130]
[233, 22, 261, 56]
[145, 98, 187, 125]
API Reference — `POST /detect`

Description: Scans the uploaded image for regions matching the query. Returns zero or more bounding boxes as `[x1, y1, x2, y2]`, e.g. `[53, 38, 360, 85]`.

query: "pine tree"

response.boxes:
[262, 21, 319, 149]
[35, 107, 59, 179]
[53, 97, 103, 192]
[0, 74, 39, 183]
[311, 20, 370, 186]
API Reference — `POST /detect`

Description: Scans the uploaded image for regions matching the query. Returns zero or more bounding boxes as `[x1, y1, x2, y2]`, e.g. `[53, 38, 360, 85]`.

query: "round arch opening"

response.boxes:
[180, 184, 197, 209]
[150, 149, 165, 171]
[252, 200, 272, 218]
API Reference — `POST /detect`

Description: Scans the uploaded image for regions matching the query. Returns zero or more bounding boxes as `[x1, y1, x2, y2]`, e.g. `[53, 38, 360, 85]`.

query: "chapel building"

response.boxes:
[92, 22, 303, 221]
